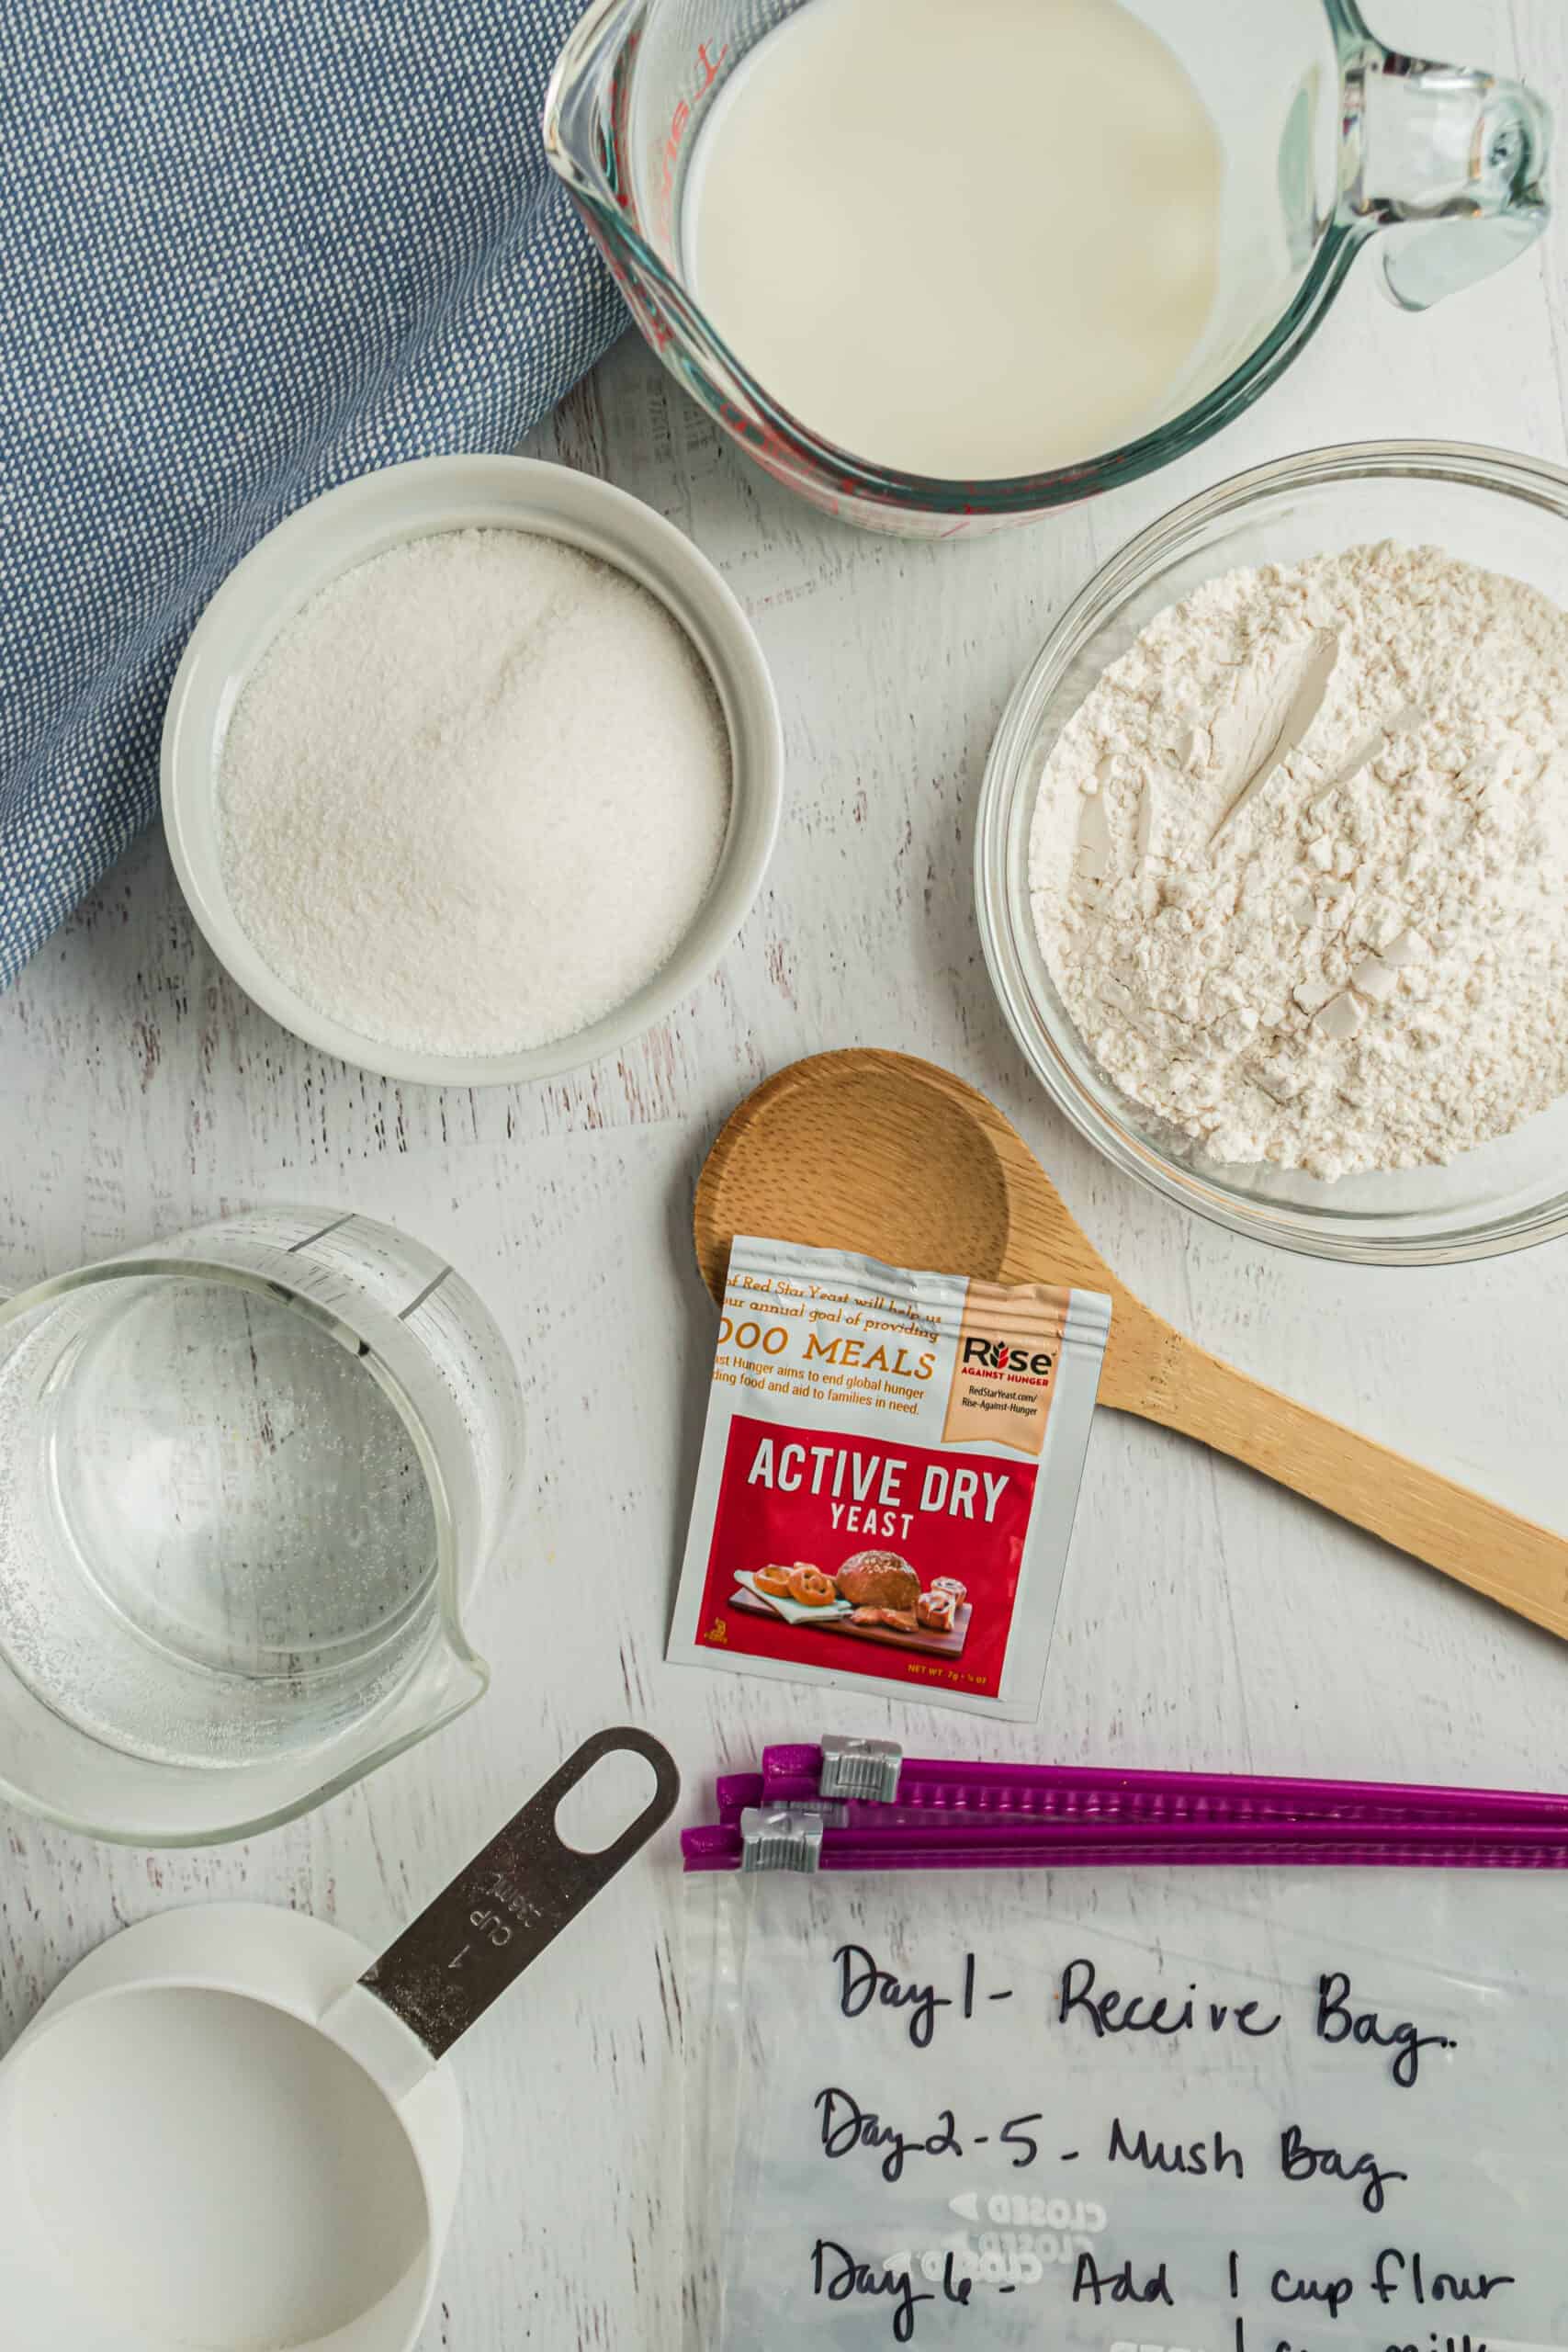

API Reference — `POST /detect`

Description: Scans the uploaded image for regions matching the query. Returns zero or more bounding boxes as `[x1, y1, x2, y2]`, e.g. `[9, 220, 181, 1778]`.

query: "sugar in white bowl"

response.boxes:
[218, 527, 732, 1058]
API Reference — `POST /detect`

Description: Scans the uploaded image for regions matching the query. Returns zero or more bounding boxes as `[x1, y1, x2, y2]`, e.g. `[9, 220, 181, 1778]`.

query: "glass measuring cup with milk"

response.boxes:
[545, 0, 1551, 534]
[0, 1207, 525, 1843]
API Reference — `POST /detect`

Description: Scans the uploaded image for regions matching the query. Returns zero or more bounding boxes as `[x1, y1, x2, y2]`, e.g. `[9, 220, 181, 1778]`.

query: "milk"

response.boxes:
[14, 1988, 428, 2348]
[684, 0, 1224, 480]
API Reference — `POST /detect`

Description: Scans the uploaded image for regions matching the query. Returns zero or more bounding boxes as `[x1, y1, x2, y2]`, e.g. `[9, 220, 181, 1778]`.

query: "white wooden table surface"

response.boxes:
[3, 5, 1567, 2342]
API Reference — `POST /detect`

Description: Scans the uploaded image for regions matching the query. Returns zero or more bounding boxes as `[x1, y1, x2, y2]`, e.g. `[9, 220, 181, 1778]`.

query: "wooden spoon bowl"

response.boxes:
[695, 1048, 1568, 1643]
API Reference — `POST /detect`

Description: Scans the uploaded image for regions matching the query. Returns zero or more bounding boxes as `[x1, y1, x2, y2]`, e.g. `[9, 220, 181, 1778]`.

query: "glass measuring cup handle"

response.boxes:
[1341, 39, 1552, 311]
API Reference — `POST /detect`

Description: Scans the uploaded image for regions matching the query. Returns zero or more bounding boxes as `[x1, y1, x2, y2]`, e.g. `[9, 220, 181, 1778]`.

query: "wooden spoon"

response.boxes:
[694, 1047, 1568, 1643]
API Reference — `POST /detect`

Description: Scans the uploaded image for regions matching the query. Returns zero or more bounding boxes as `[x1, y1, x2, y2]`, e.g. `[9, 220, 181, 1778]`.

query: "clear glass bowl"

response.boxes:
[976, 441, 1568, 1265]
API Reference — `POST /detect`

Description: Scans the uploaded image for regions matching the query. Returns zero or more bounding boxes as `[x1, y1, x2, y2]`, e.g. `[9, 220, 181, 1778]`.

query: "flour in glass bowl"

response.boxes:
[1029, 542, 1568, 1181]
[220, 529, 731, 1057]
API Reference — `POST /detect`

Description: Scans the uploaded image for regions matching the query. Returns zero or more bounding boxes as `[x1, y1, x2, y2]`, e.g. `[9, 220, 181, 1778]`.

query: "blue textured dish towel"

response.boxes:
[0, 0, 620, 989]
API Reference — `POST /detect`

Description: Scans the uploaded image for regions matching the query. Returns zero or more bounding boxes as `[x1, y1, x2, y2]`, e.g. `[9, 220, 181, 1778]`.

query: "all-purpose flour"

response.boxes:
[220, 530, 731, 1057]
[1029, 542, 1568, 1179]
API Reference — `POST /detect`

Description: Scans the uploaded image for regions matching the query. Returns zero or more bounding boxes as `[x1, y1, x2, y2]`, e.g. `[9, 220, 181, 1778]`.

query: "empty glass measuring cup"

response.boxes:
[544, 0, 1551, 534]
[0, 1208, 525, 1845]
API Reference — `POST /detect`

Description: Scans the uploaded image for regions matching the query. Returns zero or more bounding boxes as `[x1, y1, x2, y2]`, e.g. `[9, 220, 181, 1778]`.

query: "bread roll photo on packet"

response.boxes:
[668, 1237, 1111, 1721]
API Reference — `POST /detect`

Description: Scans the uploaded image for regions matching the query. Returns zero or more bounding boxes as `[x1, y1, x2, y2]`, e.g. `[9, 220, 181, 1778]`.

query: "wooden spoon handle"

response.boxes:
[1142, 1331, 1568, 1639]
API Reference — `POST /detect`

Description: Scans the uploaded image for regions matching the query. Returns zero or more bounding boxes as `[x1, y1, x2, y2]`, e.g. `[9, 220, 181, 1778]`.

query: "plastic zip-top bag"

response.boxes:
[668, 1238, 1111, 1720]
[682, 1769, 1568, 2352]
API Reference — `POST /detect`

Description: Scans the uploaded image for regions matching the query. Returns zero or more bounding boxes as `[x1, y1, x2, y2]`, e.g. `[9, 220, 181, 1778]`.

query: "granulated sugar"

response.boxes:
[1030, 542, 1568, 1179]
[220, 529, 731, 1057]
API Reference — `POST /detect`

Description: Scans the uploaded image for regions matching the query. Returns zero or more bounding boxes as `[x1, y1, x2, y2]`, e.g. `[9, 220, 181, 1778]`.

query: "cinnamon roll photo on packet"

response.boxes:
[667, 1238, 1111, 1721]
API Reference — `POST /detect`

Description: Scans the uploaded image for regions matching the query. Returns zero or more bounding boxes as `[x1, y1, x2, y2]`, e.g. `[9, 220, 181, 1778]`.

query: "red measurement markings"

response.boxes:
[584, 220, 674, 347]
[656, 40, 728, 235]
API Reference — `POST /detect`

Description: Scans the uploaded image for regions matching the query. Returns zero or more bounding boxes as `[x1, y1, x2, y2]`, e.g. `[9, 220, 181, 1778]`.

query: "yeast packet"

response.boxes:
[668, 1237, 1111, 1721]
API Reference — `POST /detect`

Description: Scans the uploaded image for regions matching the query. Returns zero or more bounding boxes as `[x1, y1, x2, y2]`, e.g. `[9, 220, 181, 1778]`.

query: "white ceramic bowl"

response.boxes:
[163, 455, 783, 1086]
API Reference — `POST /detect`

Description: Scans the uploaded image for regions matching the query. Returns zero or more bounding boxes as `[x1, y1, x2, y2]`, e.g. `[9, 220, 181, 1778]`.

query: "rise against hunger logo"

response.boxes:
[942, 1291, 1067, 1455]
[960, 1334, 1056, 1376]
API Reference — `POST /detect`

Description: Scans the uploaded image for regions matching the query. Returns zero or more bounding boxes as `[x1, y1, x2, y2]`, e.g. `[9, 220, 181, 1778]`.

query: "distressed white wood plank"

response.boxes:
[1, 8, 1566, 2344]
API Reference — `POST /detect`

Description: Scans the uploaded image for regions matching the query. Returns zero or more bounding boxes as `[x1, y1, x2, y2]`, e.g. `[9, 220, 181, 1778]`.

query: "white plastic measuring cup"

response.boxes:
[0, 1727, 678, 2352]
